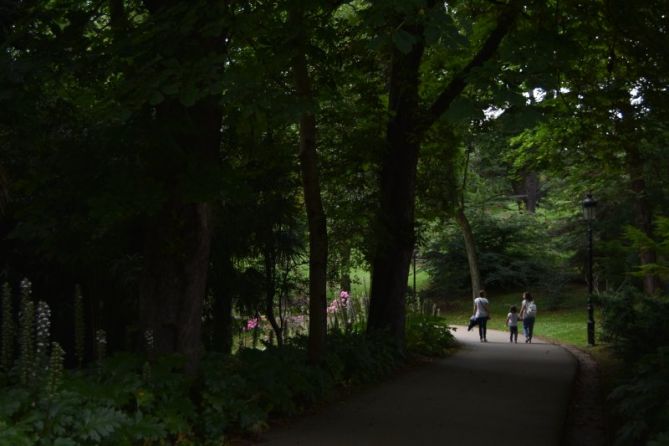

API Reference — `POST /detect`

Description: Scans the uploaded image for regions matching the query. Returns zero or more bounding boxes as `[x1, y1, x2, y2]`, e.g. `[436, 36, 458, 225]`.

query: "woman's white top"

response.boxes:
[474, 297, 489, 318]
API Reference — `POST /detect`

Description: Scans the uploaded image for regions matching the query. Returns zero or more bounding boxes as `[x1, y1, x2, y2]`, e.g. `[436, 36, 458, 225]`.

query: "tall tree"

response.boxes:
[367, 0, 521, 347]
[128, 1, 231, 373]
[289, 6, 328, 363]
[506, 0, 669, 294]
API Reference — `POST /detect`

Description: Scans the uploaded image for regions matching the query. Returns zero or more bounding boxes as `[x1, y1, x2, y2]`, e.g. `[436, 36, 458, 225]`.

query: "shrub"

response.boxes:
[405, 313, 456, 357]
[601, 288, 669, 360]
[0, 332, 406, 444]
[423, 211, 572, 298]
[601, 288, 669, 445]
[608, 347, 669, 446]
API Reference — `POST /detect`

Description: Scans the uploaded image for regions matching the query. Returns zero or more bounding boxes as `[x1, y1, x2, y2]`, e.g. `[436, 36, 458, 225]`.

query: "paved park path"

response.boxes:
[255, 327, 578, 446]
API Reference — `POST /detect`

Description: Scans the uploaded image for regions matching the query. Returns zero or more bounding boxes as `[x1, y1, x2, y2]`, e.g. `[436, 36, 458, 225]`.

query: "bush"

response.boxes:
[0, 333, 405, 444]
[405, 313, 456, 357]
[422, 211, 572, 298]
[608, 348, 669, 446]
[600, 288, 669, 359]
[601, 288, 669, 445]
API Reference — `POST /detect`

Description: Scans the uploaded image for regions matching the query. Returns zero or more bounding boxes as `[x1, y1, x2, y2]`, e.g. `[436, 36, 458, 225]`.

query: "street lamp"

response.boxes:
[582, 193, 597, 346]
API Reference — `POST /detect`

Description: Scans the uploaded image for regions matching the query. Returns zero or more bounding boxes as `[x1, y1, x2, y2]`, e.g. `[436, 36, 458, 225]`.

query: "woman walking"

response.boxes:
[519, 291, 537, 343]
[473, 290, 490, 342]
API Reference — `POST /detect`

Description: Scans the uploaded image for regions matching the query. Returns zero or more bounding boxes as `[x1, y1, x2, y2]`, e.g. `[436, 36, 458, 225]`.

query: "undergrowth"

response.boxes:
[0, 314, 455, 445]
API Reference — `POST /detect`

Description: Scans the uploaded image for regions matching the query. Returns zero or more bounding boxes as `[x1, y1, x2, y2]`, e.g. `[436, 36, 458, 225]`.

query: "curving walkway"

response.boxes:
[255, 327, 577, 446]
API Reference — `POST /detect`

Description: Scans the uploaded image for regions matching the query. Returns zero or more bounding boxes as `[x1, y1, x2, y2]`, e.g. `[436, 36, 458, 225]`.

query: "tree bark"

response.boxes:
[513, 170, 540, 213]
[211, 256, 234, 355]
[139, 97, 222, 374]
[212, 290, 233, 355]
[524, 171, 540, 213]
[616, 100, 660, 295]
[135, 2, 227, 375]
[263, 246, 284, 347]
[454, 208, 481, 299]
[140, 201, 212, 373]
[291, 15, 328, 364]
[340, 244, 352, 293]
[368, 2, 519, 348]
[368, 31, 424, 348]
[626, 144, 660, 294]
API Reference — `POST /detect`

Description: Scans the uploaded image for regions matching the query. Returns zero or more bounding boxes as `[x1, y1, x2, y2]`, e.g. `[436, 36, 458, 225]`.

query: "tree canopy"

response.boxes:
[1, 0, 667, 368]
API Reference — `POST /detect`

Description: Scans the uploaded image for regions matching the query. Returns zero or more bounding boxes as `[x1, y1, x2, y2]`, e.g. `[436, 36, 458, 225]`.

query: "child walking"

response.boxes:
[506, 305, 519, 343]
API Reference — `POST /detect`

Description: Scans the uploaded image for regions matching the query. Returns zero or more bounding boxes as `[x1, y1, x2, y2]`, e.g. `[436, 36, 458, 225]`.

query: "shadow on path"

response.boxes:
[255, 327, 577, 446]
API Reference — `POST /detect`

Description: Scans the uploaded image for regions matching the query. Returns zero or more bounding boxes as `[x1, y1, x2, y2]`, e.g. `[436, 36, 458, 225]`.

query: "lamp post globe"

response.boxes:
[582, 193, 597, 346]
[582, 193, 597, 221]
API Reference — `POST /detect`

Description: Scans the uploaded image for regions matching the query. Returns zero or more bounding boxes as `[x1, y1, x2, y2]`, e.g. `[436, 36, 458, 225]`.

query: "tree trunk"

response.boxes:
[140, 201, 212, 373]
[139, 98, 222, 375]
[617, 100, 660, 295]
[211, 256, 234, 355]
[367, 2, 518, 349]
[368, 35, 424, 349]
[264, 246, 283, 347]
[511, 170, 540, 212]
[454, 208, 481, 299]
[524, 171, 540, 213]
[340, 244, 352, 293]
[626, 144, 660, 294]
[292, 18, 328, 364]
[137, 1, 227, 375]
[212, 290, 233, 355]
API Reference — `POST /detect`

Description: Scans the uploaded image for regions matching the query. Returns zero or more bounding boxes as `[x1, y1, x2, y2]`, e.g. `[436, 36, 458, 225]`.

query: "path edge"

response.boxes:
[557, 343, 608, 446]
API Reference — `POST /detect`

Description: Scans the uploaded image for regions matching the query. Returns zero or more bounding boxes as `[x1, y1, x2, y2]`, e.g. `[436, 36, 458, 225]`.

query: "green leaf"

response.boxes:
[149, 91, 164, 106]
[76, 407, 127, 442]
[179, 84, 199, 107]
[443, 97, 482, 123]
[0, 388, 30, 418]
[392, 30, 417, 54]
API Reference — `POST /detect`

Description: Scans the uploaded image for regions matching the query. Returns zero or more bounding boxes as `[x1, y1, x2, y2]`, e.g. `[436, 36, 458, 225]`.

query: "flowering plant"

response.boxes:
[245, 317, 259, 331]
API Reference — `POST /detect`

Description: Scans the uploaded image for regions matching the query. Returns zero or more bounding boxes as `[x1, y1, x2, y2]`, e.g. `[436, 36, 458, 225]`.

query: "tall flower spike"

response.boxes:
[46, 342, 65, 397]
[142, 360, 152, 383]
[1, 283, 15, 371]
[19, 300, 35, 385]
[35, 301, 51, 375]
[74, 285, 85, 368]
[144, 329, 154, 354]
[95, 329, 107, 364]
[20, 278, 31, 297]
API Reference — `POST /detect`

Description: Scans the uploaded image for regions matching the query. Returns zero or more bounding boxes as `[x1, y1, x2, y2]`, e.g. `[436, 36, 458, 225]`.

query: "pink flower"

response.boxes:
[327, 297, 342, 313]
[339, 290, 350, 302]
[246, 317, 259, 330]
[289, 315, 306, 324]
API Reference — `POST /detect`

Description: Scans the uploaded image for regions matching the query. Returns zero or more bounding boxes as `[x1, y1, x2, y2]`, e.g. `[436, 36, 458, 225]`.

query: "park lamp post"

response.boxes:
[582, 193, 597, 346]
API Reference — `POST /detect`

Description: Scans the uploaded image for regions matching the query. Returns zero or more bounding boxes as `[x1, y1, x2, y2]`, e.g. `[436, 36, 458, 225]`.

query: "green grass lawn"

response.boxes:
[345, 268, 431, 297]
[337, 268, 600, 349]
[438, 287, 603, 348]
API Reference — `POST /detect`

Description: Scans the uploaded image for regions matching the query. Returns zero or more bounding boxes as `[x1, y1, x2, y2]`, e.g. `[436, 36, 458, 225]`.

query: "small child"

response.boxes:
[506, 305, 519, 343]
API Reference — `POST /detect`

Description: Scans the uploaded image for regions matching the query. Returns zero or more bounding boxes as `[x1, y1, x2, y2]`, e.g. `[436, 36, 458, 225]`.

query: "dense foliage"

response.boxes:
[599, 218, 669, 445]
[1, 0, 668, 443]
[0, 277, 454, 443]
[422, 207, 574, 301]
[0, 339, 389, 444]
[0, 317, 452, 444]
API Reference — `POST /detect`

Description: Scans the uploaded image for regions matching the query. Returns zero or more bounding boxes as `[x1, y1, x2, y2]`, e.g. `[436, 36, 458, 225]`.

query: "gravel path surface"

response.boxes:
[255, 326, 577, 446]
